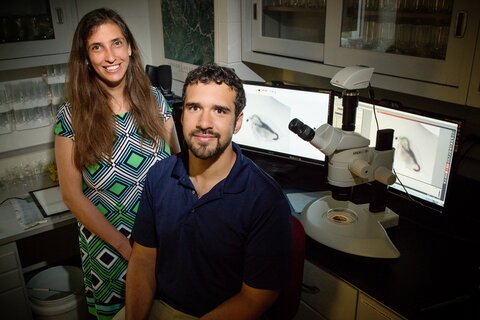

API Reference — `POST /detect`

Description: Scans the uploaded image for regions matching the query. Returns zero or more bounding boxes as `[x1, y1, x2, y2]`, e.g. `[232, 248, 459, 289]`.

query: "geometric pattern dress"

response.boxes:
[54, 88, 172, 320]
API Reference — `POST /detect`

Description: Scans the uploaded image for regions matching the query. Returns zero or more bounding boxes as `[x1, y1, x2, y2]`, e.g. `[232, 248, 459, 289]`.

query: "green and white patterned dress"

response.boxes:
[54, 88, 172, 320]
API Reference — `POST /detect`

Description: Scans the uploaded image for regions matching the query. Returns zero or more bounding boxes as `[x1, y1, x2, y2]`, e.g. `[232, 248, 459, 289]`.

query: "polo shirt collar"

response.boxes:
[171, 143, 248, 194]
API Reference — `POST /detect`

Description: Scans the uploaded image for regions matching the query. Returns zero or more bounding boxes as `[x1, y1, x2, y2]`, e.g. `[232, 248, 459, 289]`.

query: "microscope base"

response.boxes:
[301, 196, 400, 259]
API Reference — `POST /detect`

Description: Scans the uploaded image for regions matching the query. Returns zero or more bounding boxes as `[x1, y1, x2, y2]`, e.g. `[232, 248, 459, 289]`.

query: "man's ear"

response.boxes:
[233, 112, 243, 134]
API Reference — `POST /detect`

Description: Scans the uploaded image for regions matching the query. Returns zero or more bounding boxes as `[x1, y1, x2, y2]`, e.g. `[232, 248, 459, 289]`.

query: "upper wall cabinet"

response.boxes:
[0, 0, 77, 70]
[242, 0, 480, 106]
[325, 0, 477, 87]
[467, 22, 480, 108]
[251, 0, 327, 62]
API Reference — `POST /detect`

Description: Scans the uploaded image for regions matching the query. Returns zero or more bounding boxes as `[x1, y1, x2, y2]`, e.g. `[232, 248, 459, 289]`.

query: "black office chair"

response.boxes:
[265, 215, 306, 320]
[145, 64, 174, 99]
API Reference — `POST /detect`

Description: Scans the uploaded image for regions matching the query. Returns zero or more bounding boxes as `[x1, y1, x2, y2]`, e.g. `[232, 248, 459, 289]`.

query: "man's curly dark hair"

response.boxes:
[182, 63, 246, 120]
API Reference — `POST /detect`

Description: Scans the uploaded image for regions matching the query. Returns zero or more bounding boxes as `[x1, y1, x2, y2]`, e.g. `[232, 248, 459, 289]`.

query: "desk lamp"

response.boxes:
[289, 66, 400, 259]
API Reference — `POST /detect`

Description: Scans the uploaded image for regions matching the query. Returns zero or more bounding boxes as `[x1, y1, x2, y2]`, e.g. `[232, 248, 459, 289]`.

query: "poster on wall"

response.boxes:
[161, 0, 214, 79]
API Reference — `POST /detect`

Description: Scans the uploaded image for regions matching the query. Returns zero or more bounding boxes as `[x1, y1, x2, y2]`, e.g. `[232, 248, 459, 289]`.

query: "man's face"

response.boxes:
[182, 82, 243, 160]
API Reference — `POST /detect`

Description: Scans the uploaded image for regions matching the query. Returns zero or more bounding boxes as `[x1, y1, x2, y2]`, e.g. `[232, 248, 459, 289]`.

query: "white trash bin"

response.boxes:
[27, 266, 90, 320]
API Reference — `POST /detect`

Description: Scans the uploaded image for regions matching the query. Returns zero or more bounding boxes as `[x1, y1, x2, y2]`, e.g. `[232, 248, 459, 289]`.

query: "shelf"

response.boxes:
[343, 8, 451, 25]
[264, 6, 325, 13]
[0, 123, 54, 154]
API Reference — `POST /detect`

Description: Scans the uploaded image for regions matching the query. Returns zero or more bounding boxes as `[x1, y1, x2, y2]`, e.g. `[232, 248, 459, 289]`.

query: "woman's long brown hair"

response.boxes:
[67, 8, 166, 170]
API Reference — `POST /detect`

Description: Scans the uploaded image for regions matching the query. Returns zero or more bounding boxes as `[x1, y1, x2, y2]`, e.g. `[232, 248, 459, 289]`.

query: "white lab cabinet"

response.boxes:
[296, 260, 406, 320]
[300, 260, 358, 320]
[324, 0, 478, 87]
[0, 0, 77, 71]
[0, 242, 33, 320]
[241, 0, 480, 106]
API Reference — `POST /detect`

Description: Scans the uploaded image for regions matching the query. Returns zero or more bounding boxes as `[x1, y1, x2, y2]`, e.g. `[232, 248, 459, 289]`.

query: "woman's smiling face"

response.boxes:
[86, 22, 131, 88]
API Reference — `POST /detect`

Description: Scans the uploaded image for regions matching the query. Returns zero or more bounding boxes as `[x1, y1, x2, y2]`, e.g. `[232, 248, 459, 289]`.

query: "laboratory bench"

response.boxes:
[0, 175, 77, 247]
[1, 169, 479, 320]
[251, 152, 480, 320]
[290, 185, 480, 320]
[0, 174, 79, 320]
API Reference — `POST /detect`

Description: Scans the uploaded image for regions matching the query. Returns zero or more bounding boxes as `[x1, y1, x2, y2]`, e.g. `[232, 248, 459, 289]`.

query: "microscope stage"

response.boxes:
[301, 196, 400, 259]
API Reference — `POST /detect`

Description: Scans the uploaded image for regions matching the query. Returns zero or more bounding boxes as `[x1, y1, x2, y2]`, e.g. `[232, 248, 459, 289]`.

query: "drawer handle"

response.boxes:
[455, 11, 467, 38]
[302, 283, 320, 294]
[56, 8, 64, 24]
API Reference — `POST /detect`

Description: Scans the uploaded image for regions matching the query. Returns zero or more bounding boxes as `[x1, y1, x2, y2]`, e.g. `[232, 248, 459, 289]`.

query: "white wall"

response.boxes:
[76, 0, 153, 66]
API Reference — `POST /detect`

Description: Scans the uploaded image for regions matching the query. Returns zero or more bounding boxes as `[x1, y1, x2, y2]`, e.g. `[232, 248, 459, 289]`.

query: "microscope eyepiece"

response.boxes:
[289, 118, 315, 142]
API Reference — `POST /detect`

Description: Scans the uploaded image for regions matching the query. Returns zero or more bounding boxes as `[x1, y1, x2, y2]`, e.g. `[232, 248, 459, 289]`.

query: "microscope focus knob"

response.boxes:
[374, 167, 396, 185]
[349, 159, 371, 179]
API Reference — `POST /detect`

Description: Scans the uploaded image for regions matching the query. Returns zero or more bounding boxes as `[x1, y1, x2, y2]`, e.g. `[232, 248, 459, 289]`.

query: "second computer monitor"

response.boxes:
[332, 94, 461, 211]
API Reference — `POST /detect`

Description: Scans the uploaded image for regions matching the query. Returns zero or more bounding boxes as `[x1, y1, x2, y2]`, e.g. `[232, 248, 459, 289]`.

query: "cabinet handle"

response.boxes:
[302, 283, 320, 294]
[253, 3, 257, 20]
[56, 8, 64, 24]
[454, 11, 467, 38]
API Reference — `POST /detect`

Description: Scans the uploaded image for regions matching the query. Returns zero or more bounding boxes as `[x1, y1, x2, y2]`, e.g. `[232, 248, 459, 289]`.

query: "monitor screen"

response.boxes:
[233, 82, 331, 165]
[332, 94, 461, 211]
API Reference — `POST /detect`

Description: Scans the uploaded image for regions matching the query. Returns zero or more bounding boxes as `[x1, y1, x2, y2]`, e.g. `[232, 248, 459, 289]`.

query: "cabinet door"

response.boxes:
[356, 292, 405, 320]
[0, 0, 77, 60]
[467, 21, 480, 107]
[293, 300, 327, 320]
[324, 0, 479, 87]
[301, 260, 358, 320]
[249, 0, 326, 62]
[0, 243, 33, 320]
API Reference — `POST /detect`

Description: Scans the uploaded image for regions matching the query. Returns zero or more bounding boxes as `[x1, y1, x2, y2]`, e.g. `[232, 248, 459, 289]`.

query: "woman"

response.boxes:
[54, 8, 179, 320]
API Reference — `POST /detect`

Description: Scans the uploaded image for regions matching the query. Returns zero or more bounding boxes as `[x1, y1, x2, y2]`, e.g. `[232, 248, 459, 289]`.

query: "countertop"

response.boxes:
[300, 193, 480, 319]
[0, 174, 76, 246]
[2, 174, 478, 319]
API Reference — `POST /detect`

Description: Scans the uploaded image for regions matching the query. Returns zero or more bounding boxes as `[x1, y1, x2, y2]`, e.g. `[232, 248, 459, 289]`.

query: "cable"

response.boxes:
[392, 168, 428, 208]
[368, 85, 380, 131]
[0, 196, 27, 207]
[367, 85, 427, 208]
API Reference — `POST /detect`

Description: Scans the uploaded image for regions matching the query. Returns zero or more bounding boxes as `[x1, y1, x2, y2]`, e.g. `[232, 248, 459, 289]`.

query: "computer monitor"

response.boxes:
[233, 82, 331, 166]
[332, 93, 462, 212]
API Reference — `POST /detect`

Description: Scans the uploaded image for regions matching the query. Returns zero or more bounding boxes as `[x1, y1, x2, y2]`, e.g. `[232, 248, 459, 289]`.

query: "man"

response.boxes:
[124, 64, 292, 320]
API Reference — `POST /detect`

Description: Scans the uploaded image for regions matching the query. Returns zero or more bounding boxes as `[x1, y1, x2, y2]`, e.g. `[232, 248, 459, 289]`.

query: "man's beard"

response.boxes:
[186, 129, 231, 160]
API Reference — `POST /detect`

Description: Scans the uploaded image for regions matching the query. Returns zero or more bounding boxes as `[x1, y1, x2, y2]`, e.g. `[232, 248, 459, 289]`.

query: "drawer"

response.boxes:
[0, 269, 23, 293]
[356, 292, 406, 320]
[0, 287, 33, 320]
[0, 243, 20, 274]
[293, 300, 327, 320]
[302, 260, 358, 320]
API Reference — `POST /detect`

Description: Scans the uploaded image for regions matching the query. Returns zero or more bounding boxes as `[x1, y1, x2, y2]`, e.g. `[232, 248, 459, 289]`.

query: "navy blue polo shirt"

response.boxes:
[132, 143, 292, 317]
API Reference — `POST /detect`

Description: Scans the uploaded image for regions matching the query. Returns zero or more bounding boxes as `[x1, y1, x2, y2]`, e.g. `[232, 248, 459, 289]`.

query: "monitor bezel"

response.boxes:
[331, 90, 464, 214]
[237, 81, 334, 167]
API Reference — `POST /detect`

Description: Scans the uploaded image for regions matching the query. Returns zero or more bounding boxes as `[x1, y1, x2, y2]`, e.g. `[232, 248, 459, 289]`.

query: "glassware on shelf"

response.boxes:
[340, 0, 453, 59]
[3, 78, 52, 131]
[49, 83, 65, 106]
[45, 63, 67, 84]
[0, 85, 14, 135]
[0, 0, 54, 44]
[261, 0, 326, 44]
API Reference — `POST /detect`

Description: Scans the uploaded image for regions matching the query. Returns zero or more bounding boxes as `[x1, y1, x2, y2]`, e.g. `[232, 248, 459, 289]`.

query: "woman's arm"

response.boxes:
[164, 117, 181, 154]
[55, 135, 132, 260]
